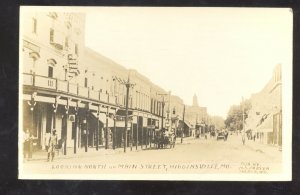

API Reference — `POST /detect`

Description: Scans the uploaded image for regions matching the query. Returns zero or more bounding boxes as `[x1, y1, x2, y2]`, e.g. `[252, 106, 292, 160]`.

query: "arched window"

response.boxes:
[47, 59, 56, 78]
[29, 51, 40, 74]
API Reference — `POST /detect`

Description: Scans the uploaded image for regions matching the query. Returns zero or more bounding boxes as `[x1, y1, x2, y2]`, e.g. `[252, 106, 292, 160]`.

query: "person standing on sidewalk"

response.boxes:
[23, 128, 30, 160]
[47, 129, 58, 162]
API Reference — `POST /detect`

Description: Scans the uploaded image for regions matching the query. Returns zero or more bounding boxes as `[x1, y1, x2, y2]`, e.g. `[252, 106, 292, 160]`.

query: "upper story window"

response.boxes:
[32, 18, 37, 34]
[65, 37, 69, 49]
[47, 59, 56, 78]
[84, 77, 88, 88]
[48, 66, 53, 78]
[50, 28, 54, 43]
[75, 43, 78, 56]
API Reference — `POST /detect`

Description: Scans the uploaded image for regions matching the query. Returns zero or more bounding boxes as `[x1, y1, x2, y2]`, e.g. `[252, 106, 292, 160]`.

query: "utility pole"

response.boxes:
[74, 103, 79, 154]
[105, 107, 109, 149]
[242, 96, 245, 145]
[124, 81, 130, 152]
[162, 98, 165, 132]
[136, 114, 139, 150]
[157, 93, 169, 132]
[114, 73, 135, 153]
[63, 99, 70, 155]
[96, 105, 100, 151]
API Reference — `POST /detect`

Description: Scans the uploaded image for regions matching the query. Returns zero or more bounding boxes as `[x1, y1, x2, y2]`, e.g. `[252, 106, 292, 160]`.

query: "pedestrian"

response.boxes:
[23, 128, 30, 160]
[47, 129, 58, 162]
[225, 131, 228, 141]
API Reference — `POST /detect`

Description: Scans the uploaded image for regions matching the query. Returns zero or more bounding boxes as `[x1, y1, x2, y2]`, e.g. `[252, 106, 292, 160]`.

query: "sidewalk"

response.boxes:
[25, 146, 125, 162]
[24, 137, 193, 162]
[231, 134, 281, 159]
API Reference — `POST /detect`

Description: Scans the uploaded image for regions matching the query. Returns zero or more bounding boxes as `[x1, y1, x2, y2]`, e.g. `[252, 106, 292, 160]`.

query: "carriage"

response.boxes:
[154, 130, 176, 149]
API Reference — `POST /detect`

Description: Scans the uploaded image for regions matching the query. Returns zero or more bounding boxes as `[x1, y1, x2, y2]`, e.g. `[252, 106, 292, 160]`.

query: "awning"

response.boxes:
[183, 121, 192, 128]
[91, 112, 114, 127]
[257, 115, 273, 133]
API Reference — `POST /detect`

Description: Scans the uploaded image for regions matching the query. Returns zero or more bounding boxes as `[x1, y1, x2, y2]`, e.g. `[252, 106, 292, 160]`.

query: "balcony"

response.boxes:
[78, 86, 88, 98]
[22, 73, 115, 105]
[100, 93, 108, 103]
[89, 90, 99, 100]
[23, 73, 33, 85]
[57, 80, 68, 92]
[109, 95, 116, 104]
[68, 83, 77, 95]
[34, 75, 56, 90]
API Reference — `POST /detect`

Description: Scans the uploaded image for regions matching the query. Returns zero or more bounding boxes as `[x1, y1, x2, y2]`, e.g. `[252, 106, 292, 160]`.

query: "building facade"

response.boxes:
[245, 64, 282, 146]
[22, 12, 87, 153]
[21, 11, 185, 156]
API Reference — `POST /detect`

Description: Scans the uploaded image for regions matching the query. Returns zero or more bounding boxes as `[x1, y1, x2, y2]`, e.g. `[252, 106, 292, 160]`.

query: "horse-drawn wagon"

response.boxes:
[154, 130, 176, 149]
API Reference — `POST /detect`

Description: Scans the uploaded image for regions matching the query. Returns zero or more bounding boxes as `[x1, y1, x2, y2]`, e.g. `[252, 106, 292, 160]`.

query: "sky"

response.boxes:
[85, 7, 292, 118]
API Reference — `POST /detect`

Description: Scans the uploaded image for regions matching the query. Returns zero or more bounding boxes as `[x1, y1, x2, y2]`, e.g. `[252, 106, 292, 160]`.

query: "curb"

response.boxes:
[24, 137, 197, 162]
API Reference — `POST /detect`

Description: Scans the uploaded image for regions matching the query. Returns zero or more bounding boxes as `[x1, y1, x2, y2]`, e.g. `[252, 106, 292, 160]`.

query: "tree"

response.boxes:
[225, 99, 251, 131]
[211, 116, 225, 130]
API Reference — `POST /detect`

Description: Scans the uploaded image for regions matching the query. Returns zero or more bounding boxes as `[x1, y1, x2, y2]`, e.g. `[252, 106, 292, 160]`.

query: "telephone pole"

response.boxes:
[113, 73, 135, 153]
[242, 96, 245, 145]
[181, 104, 185, 143]
[157, 93, 169, 132]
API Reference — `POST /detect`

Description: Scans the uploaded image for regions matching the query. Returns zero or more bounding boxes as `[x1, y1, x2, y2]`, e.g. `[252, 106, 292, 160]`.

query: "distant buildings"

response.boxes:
[185, 94, 208, 136]
[21, 11, 210, 155]
[245, 64, 282, 146]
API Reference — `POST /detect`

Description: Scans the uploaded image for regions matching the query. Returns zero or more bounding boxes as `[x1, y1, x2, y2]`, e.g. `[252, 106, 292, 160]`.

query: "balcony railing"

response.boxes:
[23, 73, 114, 105]
[23, 73, 159, 112]
[100, 93, 108, 102]
[57, 80, 68, 92]
[89, 90, 99, 100]
[78, 86, 89, 98]
[68, 83, 77, 95]
[34, 75, 56, 90]
[23, 73, 33, 85]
